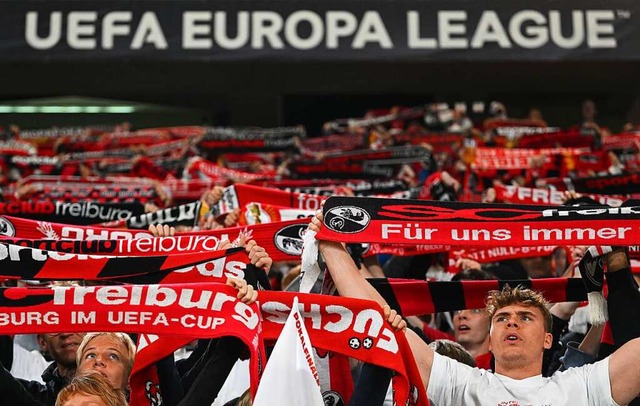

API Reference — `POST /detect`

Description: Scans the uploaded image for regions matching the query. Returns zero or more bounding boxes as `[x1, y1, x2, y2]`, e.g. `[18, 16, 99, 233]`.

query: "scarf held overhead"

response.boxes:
[211, 184, 326, 218]
[0, 283, 264, 406]
[493, 184, 625, 207]
[100, 201, 203, 229]
[181, 218, 310, 262]
[0, 200, 146, 225]
[0, 235, 222, 256]
[0, 215, 154, 240]
[0, 241, 248, 283]
[252, 291, 430, 406]
[370, 277, 588, 316]
[317, 196, 640, 247]
[0, 283, 431, 406]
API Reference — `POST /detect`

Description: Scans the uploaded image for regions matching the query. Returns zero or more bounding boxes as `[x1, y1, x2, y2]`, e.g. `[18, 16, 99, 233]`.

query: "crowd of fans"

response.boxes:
[1, 97, 640, 405]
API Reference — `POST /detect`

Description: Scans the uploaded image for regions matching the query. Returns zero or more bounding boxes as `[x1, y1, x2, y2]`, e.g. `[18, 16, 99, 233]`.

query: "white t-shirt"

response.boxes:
[428, 352, 619, 406]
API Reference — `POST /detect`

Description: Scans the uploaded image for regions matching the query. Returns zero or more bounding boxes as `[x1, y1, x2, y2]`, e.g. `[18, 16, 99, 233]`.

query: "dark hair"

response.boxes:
[429, 339, 476, 367]
[429, 180, 458, 202]
[483, 263, 529, 281]
[451, 268, 496, 282]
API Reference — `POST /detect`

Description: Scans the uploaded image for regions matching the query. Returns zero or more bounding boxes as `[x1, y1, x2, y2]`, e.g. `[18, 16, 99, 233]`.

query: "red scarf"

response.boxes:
[0, 236, 221, 256]
[393, 133, 464, 155]
[562, 173, 640, 194]
[19, 174, 221, 204]
[299, 133, 366, 155]
[0, 215, 153, 239]
[473, 148, 609, 178]
[494, 184, 625, 207]
[12, 182, 159, 204]
[259, 291, 428, 406]
[0, 199, 146, 226]
[318, 197, 640, 247]
[0, 218, 310, 263]
[186, 157, 264, 182]
[163, 176, 224, 202]
[511, 127, 595, 148]
[0, 140, 37, 156]
[237, 203, 314, 226]
[475, 147, 591, 157]
[181, 218, 309, 262]
[370, 277, 587, 316]
[212, 184, 327, 217]
[0, 283, 265, 406]
[100, 201, 204, 229]
[602, 133, 640, 150]
[364, 243, 450, 257]
[0, 272, 593, 405]
[0, 277, 436, 406]
[450, 245, 563, 270]
[0, 241, 247, 283]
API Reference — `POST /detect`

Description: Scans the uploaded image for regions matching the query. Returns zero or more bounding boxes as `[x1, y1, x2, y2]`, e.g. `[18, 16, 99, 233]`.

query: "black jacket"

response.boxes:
[0, 361, 70, 406]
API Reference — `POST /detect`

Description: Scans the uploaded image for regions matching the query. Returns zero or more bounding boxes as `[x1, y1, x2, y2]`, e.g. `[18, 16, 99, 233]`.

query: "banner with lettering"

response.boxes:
[0, 200, 146, 225]
[0, 283, 265, 406]
[0, 215, 154, 239]
[317, 196, 640, 246]
[493, 184, 625, 206]
[1, 1, 638, 62]
[0, 241, 247, 282]
[0, 217, 310, 262]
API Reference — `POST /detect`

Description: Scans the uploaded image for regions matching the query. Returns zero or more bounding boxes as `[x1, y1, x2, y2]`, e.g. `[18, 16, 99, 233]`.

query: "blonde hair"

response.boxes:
[485, 285, 552, 333]
[236, 389, 252, 406]
[77, 333, 136, 380]
[56, 372, 127, 406]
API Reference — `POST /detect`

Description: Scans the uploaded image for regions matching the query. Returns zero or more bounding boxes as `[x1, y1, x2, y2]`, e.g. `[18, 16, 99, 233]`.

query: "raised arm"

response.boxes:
[605, 249, 640, 405]
[609, 337, 640, 404]
[317, 240, 388, 306]
[309, 212, 435, 389]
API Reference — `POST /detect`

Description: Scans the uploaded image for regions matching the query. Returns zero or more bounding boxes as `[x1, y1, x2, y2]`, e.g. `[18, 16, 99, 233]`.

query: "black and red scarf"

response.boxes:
[317, 196, 640, 247]
[0, 200, 146, 225]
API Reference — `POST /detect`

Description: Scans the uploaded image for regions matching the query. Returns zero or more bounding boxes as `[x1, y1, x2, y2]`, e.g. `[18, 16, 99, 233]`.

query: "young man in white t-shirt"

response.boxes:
[309, 213, 640, 406]
[428, 286, 612, 405]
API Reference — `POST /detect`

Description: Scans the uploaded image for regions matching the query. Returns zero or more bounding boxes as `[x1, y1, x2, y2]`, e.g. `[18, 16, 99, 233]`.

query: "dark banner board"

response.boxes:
[0, 0, 639, 61]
